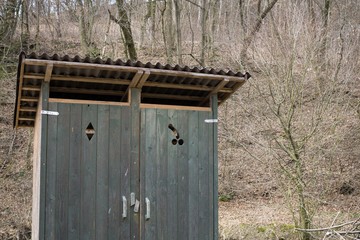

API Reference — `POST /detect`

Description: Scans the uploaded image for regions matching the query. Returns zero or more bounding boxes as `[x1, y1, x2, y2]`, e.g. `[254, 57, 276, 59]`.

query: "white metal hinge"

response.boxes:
[205, 119, 218, 123]
[41, 110, 59, 116]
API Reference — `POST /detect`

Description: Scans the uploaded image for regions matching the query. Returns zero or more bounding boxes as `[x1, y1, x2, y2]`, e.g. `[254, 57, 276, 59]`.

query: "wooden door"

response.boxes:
[140, 109, 216, 240]
[43, 103, 133, 240]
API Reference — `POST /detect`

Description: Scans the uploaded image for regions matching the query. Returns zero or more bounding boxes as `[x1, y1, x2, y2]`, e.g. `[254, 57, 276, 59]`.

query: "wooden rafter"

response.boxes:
[24, 74, 131, 85]
[44, 63, 53, 82]
[121, 70, 143, 102]
[199, 78, 230, 106]
[22, 86, 41, 91]
[142, 93, 203, 101]
[142, 81, 233, 93]
[50, 87, 125, 96]
[15, 59, 25, 128]
[23, 59, 246, 82]
[20, 107, 37, 112]
[136, 70, 150, 88]
[21, 96, 39, 102]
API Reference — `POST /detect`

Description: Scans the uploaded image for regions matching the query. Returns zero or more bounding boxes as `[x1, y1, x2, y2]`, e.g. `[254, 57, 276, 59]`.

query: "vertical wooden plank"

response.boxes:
[32, 89, 41, 240]
[198, 111, 210, 240]
[166, 109, 177, 240]
[68, 104, 82, 240]
[143, 109, 157, 240]
[108, 106, 122, 240]
[188, 111, 199, 240]
[130, 88, 141, 240]
[44, 102, 58, 240]
[211, 95, 219, 240]
[139, 108, 146, 240]
[177, 110, 189, 240]
[80, 104, 97, 240]
[156, 109, 168, 240]
[120, 106, 131, 238]
[55, 103, 70, 239]
[96, 105, 109, 240]
[32, 82, 49, 240]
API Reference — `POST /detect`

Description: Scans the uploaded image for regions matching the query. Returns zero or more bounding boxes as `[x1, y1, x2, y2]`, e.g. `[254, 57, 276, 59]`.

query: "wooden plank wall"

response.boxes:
[32, 82, 49, 240]
[43, 103, 132, 240]
[140, 109, 215, 240]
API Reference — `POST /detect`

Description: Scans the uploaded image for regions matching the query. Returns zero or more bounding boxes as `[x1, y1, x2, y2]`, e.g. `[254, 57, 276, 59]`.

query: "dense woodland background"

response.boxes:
[0, 0, 359, 239]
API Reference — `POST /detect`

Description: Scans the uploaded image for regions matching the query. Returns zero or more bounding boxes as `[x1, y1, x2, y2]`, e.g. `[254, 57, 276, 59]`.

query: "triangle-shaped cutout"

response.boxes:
[85, 122, 95, 141]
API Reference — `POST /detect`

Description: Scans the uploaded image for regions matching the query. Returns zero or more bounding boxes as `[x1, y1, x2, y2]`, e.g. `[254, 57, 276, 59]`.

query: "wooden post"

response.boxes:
[130, 88, 141, 239]
[210, 94, 218, 240]
[32, 82, 49, 240]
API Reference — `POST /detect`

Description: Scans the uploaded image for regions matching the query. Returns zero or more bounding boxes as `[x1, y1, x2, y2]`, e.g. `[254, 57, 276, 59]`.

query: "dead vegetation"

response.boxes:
[0, 0, 360, 239]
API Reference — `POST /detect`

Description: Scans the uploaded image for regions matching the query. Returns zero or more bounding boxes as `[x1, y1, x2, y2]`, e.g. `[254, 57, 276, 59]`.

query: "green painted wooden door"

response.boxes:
[44, 103, 133, 240]
[140, 109, 216, 240]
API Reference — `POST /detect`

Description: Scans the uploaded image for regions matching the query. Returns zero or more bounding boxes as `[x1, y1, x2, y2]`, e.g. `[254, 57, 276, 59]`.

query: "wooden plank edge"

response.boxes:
[22, 86, 41, 91]
[15, 60, 25, 128]
[120, 70, 143, 102]
[23, 59, 247, 82]
[24, 74, 131, 85]
[44, 63, 53, 82]
[48, 98, 130, 106]
[199, 78, 229, 106]
[140, 103, 211, 112]
[18, 117, 36, 121]
[20, 107, 37, 112]
[25, 73, 234, 93]
[136, 70, 150, 88]
[217, 81, 246, 106]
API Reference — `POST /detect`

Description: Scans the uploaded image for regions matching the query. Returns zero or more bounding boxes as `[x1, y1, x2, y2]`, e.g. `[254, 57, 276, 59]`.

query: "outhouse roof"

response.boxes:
[14, 52, 250, 127]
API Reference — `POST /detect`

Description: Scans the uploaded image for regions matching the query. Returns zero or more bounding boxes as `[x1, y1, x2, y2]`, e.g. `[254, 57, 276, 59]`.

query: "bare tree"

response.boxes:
[239, 0, 279, 69]
[0, 0, 19, 43]
[109, 0, 137, 60]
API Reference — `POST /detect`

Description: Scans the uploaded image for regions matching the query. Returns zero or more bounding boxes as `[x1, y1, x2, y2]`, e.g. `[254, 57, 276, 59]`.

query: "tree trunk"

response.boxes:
[1, 0, 18, 43]
[21, 0, 30, 47]
[114, 0, 137, 60]
[140, 0, 156, 49]
[174, 0, 182, 64]
[55, 0, 62, 38]
[200, 0, 209, 66]
[160, 0, 175, 63]
[240, 0, 279, 69]
[77, 0, 91, 52]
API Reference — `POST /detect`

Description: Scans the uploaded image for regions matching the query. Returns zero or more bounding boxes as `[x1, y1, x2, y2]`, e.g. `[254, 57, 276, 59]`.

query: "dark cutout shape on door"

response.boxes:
[168, 124, 184, 145]
[85, 122, 95, 141]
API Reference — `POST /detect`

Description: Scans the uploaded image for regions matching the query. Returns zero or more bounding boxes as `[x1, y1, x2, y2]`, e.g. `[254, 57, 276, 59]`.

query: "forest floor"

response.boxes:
[219, 195, 360, 239]
[1, 71, 360, 240]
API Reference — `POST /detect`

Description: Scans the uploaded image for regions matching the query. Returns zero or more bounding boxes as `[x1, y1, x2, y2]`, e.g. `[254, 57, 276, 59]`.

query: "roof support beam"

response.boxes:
[136, 70, 150, 88]
[121, 70, 144, 102]
[199, 78, 229, 106]
[15, 58, 25, 128]
[44, 63, 53, 82]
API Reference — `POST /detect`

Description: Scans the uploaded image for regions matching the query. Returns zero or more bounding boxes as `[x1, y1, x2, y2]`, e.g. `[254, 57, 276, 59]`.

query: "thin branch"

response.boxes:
[183, 0, 204, 9]
[108, 9, 120, 25]
[296, 219, 360, 232]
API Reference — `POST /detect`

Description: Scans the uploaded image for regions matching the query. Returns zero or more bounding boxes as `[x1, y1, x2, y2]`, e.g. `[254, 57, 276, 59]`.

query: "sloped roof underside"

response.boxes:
[15, 52, 250, 127]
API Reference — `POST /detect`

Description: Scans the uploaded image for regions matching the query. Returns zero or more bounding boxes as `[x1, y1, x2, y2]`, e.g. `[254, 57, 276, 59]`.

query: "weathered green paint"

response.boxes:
[140, 109, 215, 240]
[211, 95, 219, 240]
[39, 96, 218, 240]
[42, 103, 133, 240]
[130, 88, 141, 240]
[68, 104, 82, 239]
[39, 82, 49, 240]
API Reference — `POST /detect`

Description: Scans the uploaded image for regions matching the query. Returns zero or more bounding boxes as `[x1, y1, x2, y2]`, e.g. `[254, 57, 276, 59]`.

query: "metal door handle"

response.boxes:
[122, 196, 127, 218]
[145, 198, 150, 220]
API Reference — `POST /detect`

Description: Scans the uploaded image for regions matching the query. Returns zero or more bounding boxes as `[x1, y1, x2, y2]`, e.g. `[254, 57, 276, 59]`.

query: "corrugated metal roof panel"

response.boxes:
[14, 52, 250, 127]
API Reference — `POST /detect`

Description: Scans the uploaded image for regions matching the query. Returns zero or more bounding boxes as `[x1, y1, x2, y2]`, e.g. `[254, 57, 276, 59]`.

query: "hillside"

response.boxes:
[1, 0, 360, 239]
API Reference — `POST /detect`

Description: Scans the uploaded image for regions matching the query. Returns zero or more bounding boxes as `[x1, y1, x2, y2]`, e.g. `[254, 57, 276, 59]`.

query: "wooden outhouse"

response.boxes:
[14, 52, 250, 240]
